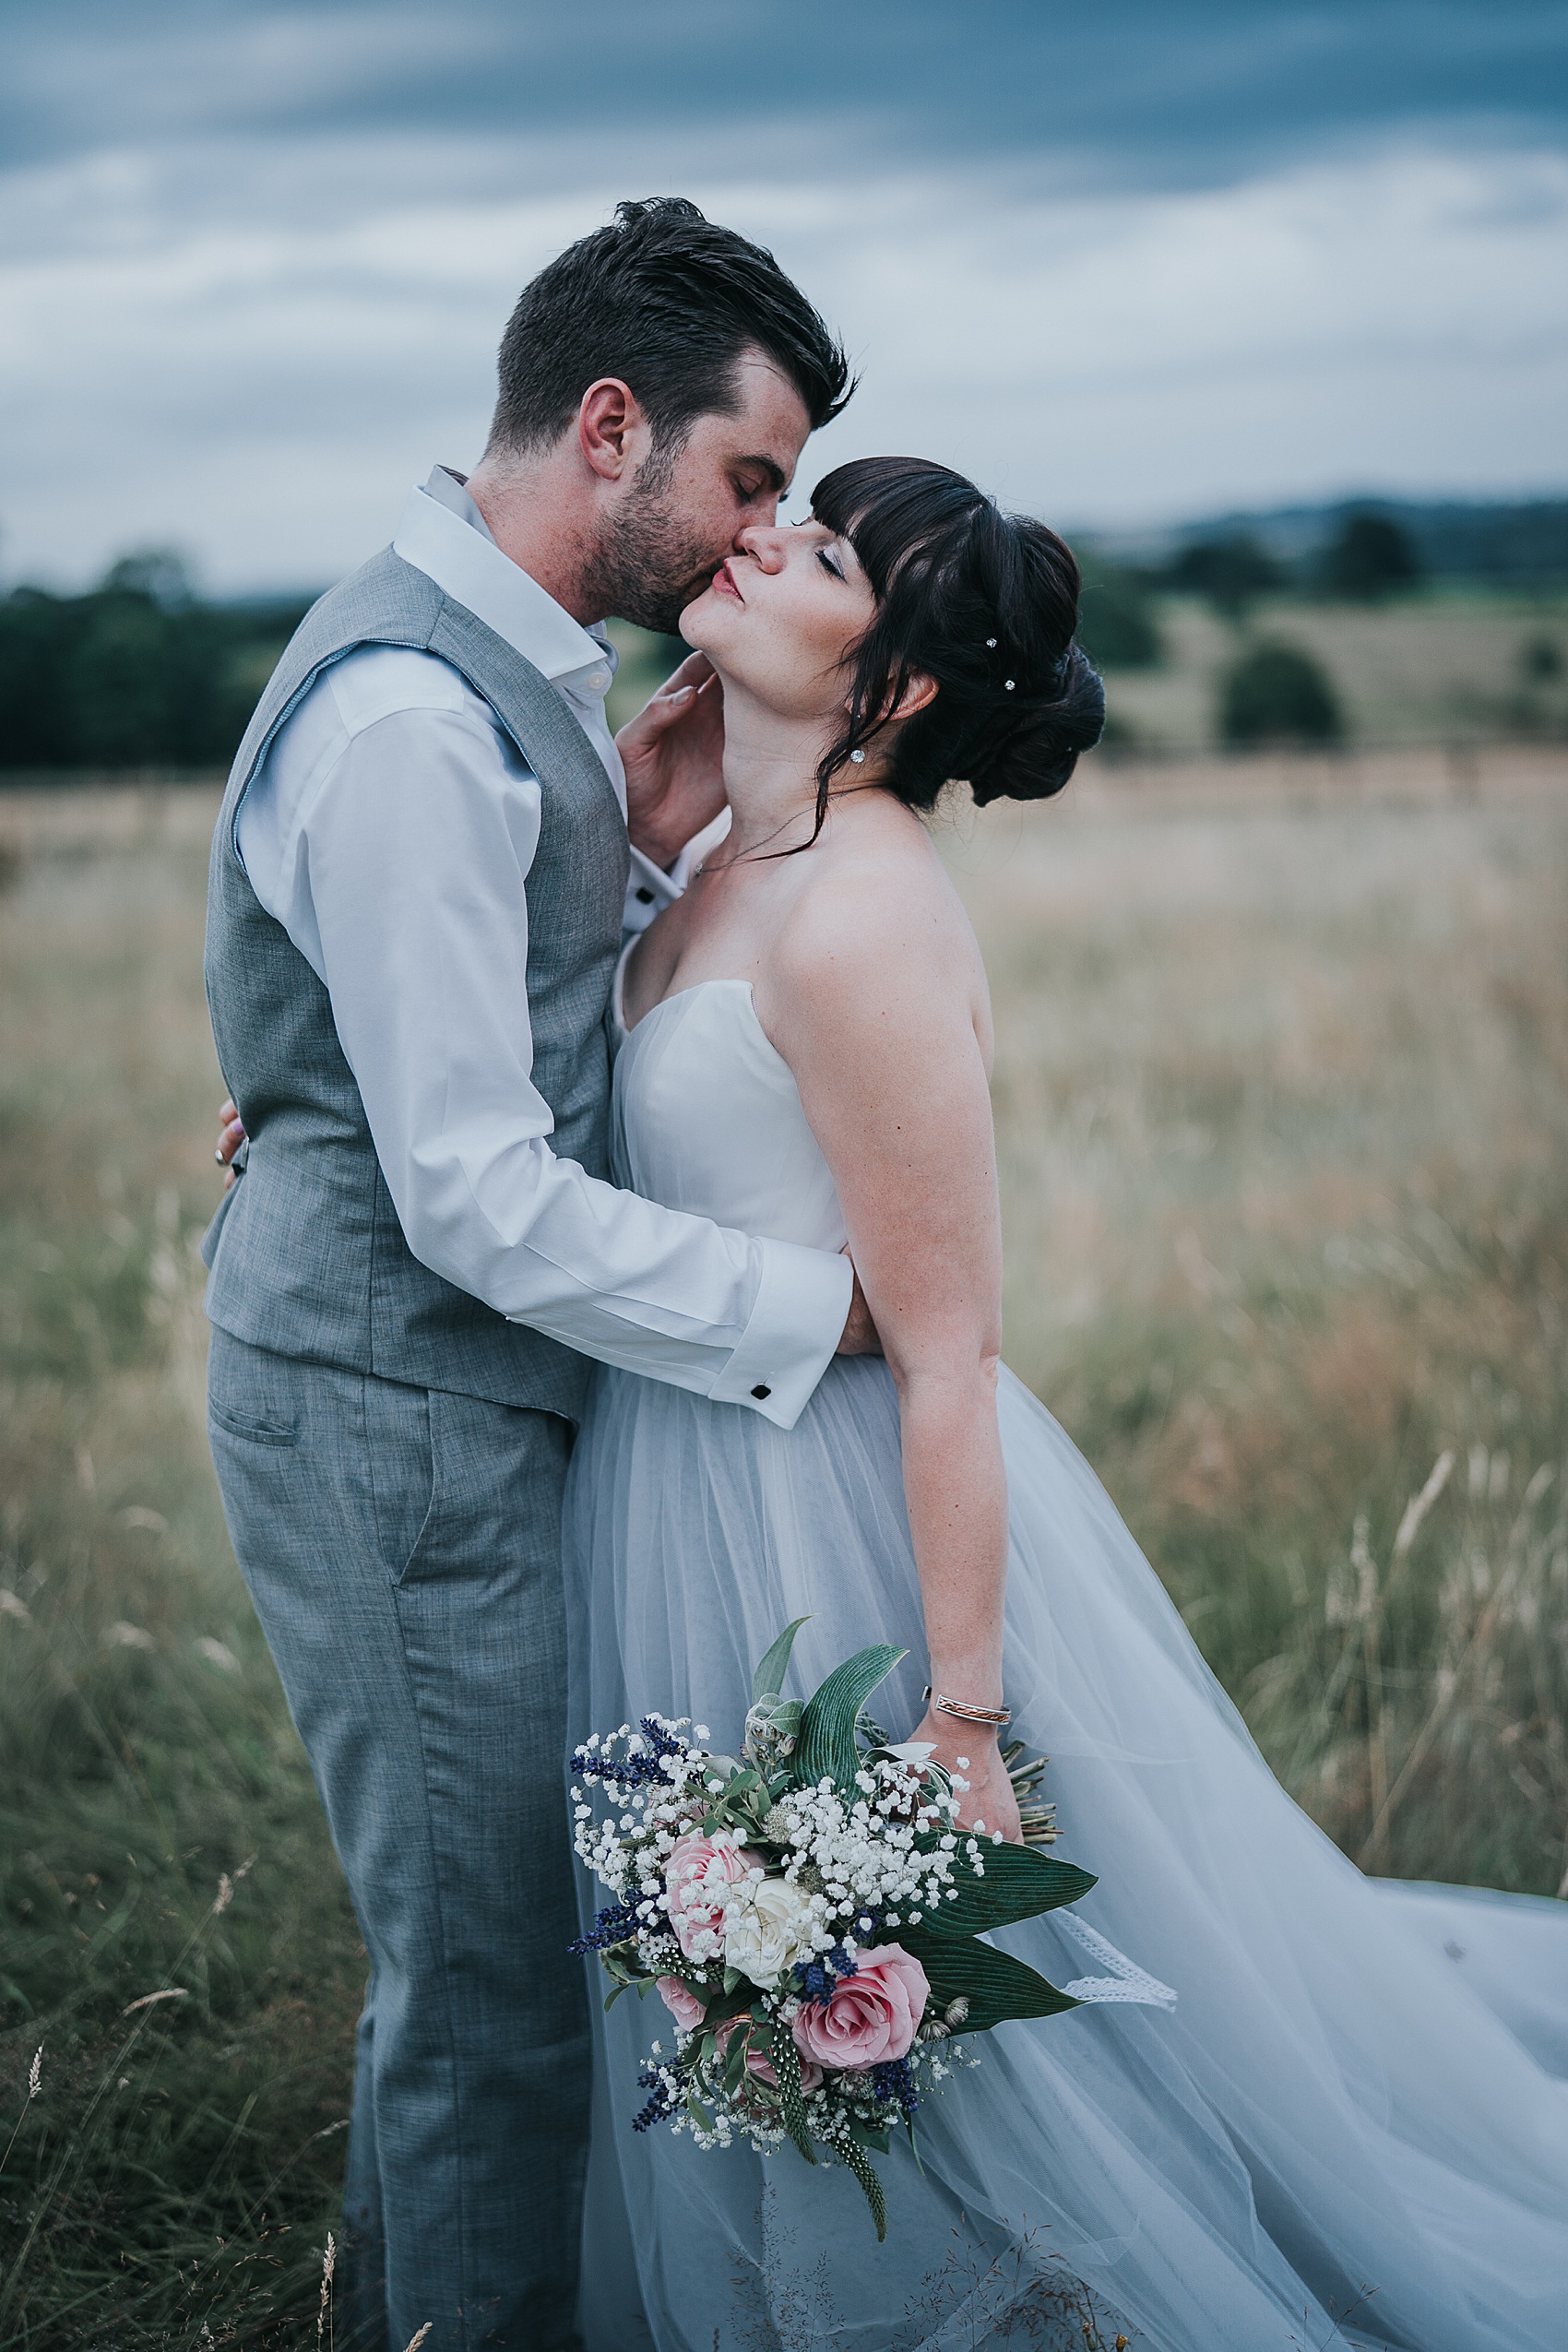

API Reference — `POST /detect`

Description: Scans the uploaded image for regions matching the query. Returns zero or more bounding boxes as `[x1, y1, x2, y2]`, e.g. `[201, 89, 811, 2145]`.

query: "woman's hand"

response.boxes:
[617, 651, 727, 870]
[215, 1098, 246, 1190]
[911, 1711, 1024, 1845]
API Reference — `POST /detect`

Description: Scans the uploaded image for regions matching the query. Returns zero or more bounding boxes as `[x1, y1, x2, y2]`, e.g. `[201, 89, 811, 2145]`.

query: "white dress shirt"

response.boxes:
[233, 468, 851, 1427]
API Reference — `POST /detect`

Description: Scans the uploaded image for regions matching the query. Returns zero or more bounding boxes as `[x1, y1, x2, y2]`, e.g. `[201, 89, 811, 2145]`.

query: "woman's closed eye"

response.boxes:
[816, 546, 847, 582]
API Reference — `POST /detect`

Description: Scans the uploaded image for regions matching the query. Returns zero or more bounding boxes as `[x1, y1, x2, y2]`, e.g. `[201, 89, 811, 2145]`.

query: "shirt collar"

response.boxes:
[392, 467, 615, 689]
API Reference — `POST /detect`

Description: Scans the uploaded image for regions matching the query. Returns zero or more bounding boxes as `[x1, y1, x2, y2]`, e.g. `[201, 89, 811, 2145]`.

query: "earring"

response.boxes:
[849, 748, 866, 765]
[1004, 680, 1016, 691]
[986, 638, 997, 648]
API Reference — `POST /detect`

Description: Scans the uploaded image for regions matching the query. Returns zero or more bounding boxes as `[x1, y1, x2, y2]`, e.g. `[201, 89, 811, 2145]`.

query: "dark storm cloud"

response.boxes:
[5, 0, 1566, 195]
[4, 0, 1564, 588]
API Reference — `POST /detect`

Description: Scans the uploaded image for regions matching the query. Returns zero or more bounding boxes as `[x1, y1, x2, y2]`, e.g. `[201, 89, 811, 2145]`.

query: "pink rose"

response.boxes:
[714, 2014, 823, 2094]
[655, 1977, 707, 2031]
[664, 1832, 752, 1960]
[791, 1945, 930, 2073]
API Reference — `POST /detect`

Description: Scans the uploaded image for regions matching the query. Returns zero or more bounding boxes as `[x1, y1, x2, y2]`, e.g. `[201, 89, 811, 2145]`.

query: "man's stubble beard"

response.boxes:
[576, 458, 727, 637]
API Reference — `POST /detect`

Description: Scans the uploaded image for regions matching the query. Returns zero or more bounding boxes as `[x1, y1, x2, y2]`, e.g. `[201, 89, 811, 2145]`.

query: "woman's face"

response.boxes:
[678, 518, 877, 724]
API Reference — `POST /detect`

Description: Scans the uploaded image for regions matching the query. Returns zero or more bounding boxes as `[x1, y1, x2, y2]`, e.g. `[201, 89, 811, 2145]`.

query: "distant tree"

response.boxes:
[0, 569, 312, 773]
[1320, 511, 1421, 601]
[1219, 639, 1343, 749]
[1076, 567, 1161, 669]
[0, 589, 79, 766]
[100, 548, 196, 607]
[1517, 633, 1562, 685]
[1166, 534, 1283, 617]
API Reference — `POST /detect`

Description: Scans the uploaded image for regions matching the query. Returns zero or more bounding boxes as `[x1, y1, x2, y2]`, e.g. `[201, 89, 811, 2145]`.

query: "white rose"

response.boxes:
[721, 1874, 816, 1986]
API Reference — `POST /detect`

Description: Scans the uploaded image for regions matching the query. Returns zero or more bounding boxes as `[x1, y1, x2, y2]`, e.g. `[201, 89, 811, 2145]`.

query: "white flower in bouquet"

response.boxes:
[721, 1872, 818, 1985]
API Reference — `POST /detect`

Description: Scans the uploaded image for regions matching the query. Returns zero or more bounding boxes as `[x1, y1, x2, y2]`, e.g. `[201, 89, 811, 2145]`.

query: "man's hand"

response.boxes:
[616, 651, 727, 872]
[835, 1254, 882, 1357]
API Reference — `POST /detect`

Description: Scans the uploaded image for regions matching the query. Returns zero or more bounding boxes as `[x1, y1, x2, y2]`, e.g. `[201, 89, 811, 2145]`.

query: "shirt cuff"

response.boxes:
[623, 808, 733, 934]
[707, 1238, 855, 1428]
[623, 842, 682, 934]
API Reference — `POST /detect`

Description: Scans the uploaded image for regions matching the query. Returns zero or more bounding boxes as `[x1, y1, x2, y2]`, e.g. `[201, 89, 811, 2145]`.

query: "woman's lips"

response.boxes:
[713, 560, 743, 601]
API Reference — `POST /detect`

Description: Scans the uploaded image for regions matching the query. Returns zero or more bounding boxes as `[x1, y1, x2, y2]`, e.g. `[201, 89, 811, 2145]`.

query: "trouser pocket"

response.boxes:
[362, 1374, 436, 1586]
[208, 1327, 301, 1446]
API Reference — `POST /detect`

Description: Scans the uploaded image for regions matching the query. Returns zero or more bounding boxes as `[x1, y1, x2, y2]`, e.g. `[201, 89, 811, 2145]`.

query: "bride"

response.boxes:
[563, 458, 1568, 2349]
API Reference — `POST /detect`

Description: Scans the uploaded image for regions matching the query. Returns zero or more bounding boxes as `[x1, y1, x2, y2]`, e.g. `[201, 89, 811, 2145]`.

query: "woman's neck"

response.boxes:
[713, 680, 842, 859]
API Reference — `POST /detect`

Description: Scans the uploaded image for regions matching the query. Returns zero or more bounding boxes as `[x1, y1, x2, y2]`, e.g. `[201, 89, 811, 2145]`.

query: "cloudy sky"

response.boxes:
[3, 0, 1565, 591]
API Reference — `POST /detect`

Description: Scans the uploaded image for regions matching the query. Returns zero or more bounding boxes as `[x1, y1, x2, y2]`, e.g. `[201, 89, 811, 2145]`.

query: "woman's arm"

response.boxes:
[766, 857, 1023, 1840]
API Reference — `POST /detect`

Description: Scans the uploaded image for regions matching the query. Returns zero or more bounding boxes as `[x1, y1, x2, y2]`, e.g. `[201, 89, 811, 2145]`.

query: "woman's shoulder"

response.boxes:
[763, 801, 991, 1049]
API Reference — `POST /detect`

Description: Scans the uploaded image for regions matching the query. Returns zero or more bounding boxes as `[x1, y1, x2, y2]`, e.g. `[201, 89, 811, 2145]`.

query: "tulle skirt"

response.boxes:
[562, 1359, 1568, 2350]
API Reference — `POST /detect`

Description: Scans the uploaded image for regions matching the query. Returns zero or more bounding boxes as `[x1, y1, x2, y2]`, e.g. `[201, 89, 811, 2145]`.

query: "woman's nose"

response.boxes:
[735, 524, 789, 572]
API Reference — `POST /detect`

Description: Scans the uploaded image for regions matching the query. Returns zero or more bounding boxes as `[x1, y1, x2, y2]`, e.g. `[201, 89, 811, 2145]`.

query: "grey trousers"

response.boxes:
[206, 1328, 591, 2352]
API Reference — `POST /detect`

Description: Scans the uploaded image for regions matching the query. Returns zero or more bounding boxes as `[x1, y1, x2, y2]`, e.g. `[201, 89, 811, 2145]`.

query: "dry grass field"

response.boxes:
[0, 751, 1565, 2343]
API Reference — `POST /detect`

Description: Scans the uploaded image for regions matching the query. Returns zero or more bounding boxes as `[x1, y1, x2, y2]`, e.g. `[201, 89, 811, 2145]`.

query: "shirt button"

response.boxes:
[586, 670, 610, 693]
[635, 885, 655, 904]
[751, 1384, 772, 1400]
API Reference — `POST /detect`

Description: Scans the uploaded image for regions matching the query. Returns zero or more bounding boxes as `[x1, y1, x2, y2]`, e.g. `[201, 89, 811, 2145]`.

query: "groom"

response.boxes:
[201, 199, 868, 2351]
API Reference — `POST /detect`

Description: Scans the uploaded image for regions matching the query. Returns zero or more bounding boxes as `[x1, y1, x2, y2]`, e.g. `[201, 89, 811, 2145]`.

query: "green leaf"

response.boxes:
[720, 2025, 750, 2098]
[919, 1841, 1096, 1938]
[701, 1980, 755, 2031]
[792, 1644, 907, 1790]
[752, 1618, 813, 1704]
[897, 1931, 1080, 2033]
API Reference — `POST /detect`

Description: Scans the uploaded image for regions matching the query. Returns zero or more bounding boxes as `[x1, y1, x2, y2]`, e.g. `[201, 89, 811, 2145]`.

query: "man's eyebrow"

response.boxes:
[739, 454, 790, 494]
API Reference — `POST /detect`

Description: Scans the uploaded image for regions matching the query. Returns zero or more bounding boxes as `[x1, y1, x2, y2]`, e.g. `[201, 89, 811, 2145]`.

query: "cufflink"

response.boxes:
[750, 1384, 771, 1401]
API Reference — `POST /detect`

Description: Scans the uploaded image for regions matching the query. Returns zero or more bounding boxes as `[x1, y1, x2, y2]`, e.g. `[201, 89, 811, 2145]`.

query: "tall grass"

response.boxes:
[0, 790, 360, 2346]
[952, 750, 1568, 1895]
[0, 757, 1563, 2342]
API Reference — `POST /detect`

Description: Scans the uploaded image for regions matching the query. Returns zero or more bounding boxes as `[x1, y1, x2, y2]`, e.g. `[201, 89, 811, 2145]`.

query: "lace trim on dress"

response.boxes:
[1057, 1914, 1179, 2008]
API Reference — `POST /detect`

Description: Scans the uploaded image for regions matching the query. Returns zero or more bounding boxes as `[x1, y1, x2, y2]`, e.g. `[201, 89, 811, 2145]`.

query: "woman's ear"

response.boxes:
[890, 671, 938, 723]
[846, 673, 939, 728]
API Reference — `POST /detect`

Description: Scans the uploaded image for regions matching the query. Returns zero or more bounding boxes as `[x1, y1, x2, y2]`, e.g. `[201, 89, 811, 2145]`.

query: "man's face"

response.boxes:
[581, 350, 814, 635]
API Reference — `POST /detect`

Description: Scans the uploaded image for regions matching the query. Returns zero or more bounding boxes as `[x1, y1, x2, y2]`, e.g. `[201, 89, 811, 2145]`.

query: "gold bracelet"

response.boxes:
[923, 1686, 1011, 1728]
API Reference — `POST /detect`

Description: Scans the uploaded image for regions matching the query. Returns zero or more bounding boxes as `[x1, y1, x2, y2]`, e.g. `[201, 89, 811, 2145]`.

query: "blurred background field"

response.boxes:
[1, 747, 1564, 2340]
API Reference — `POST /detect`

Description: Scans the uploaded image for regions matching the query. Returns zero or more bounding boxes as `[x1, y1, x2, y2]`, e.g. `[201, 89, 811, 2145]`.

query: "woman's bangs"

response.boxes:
[811, 457, 982, 600]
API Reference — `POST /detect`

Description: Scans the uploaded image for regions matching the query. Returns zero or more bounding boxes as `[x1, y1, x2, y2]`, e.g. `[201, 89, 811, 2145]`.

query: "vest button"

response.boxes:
[750, 1384, 772, 1401]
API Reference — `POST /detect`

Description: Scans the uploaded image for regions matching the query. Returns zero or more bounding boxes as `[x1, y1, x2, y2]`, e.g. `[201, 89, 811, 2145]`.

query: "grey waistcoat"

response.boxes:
[201, 545, 630, 1422]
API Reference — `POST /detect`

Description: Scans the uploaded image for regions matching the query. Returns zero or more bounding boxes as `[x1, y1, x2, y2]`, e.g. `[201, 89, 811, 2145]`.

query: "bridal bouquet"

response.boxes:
[570, 1623, 1097, 2238]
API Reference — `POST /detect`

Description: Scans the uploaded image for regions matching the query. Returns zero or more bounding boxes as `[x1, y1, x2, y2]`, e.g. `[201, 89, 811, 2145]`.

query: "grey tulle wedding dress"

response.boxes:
[563, 974, 1568, 2352]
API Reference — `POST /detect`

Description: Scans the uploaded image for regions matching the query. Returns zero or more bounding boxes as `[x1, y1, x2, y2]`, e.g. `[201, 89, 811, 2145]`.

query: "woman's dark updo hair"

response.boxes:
[808, 456, 1104, 829]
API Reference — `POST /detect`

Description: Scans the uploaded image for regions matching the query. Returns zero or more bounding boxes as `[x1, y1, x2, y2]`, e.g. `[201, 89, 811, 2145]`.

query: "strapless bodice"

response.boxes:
[610, 973, 848, 1253]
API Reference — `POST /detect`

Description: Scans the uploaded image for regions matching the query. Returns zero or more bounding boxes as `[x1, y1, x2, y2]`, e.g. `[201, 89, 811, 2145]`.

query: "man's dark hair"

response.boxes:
[486, 197, 852, 459]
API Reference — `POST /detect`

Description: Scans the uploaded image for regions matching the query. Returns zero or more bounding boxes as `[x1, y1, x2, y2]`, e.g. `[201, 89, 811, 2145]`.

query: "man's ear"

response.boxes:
[577, 378, 645, 481]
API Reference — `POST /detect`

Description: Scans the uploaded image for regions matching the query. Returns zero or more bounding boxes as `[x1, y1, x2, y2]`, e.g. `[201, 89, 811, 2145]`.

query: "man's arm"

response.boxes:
[240, 657, 853, 1427]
